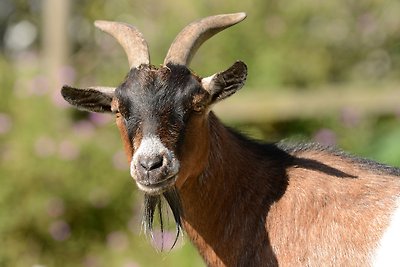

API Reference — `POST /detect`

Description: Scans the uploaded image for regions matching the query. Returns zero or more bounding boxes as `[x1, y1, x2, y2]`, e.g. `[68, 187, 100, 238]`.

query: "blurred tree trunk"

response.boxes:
[42, 0, 70, 90]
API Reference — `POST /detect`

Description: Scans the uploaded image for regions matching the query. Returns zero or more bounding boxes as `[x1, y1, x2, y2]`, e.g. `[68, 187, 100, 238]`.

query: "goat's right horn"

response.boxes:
[94, 20, 150, 69]
[163, 12, 246, 66]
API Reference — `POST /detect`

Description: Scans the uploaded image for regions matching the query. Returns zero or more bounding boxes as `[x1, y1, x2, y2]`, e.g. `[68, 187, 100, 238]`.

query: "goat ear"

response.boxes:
[61, 85, 116, 113]
[201, 61, 247, 103]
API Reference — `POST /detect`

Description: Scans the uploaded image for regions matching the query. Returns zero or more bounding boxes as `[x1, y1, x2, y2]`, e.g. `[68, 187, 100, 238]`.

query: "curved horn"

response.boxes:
[163, 12, 246, 66]
[94, 20, 150, 69]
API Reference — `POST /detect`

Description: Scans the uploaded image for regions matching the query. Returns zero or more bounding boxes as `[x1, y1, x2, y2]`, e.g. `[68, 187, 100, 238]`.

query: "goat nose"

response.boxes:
[139, 155, 164, 171]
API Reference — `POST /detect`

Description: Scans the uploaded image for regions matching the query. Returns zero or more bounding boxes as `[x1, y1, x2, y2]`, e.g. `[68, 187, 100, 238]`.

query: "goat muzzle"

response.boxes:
[130, 138, 180, 195]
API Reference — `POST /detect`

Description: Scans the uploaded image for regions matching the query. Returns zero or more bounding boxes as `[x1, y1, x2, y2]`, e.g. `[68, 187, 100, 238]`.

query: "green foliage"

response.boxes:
[58, 0, 400, 88]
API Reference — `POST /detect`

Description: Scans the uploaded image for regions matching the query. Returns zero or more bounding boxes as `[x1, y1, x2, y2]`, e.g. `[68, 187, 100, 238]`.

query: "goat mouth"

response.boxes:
[136, 176, 177, 195]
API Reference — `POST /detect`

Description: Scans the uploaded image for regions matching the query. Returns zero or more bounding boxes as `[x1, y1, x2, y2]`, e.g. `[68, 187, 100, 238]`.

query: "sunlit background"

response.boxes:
[1, 1, 400, 266]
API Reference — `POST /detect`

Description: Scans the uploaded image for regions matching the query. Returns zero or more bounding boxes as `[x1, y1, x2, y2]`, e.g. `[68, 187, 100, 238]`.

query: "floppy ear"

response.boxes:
[61, 85, 116, 113]
[201, 61, 247, 103]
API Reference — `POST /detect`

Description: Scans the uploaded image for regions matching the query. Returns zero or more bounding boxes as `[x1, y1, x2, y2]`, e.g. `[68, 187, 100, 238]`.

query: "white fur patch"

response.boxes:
[133, 136, 167, 159]
[130, 135, 179, 179]
[372, 197, 400, 266]
[201, 74, 215, 92]
[131, 136, 167, 177]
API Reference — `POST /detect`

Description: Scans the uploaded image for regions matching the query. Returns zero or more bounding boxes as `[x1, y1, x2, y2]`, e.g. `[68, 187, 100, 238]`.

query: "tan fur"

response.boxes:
[176, 114, 210, 189]
[177, 114, 281, 266]
[267, 151, 400, 266]
[172, 114, 400, 266]
[115, 115, 133, 161]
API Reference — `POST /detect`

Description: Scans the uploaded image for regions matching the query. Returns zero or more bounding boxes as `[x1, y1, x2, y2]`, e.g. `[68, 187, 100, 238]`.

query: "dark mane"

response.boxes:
[223, 122, 400, 178]
[277, 141, 400, 177]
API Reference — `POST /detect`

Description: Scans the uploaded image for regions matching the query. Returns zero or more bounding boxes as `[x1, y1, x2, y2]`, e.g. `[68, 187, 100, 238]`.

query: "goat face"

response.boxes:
[61, 13, 247, 195]
[62, 61, 247, 195]
[115, 64, 207, 195]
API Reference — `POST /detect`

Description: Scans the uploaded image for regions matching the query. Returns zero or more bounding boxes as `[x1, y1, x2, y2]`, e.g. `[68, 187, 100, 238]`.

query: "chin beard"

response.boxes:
[142, 187, 183, 250]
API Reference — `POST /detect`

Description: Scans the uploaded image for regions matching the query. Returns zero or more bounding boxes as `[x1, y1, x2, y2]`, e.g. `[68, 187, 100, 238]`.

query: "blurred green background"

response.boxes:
[1, 0, 400, 266]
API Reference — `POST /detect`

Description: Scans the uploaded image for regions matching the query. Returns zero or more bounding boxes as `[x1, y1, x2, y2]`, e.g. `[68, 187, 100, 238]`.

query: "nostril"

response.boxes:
[139, 155, 164, 171]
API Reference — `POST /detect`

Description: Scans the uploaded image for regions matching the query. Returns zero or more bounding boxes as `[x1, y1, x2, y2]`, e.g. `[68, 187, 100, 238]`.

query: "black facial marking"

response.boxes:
[115, 64, 208, 150]
[115, 64, 207, 246]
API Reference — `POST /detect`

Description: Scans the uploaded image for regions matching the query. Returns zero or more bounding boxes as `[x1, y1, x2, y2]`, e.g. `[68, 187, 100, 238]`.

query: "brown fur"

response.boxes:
[115, 114, 134, 160]
[163, 112, 400, 267]
[267, 152, 399, 266]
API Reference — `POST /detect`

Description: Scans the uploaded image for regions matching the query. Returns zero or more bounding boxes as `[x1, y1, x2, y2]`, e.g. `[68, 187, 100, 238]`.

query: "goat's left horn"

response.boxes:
[94, 20, 150, 69]
[163, 12, 246, 66]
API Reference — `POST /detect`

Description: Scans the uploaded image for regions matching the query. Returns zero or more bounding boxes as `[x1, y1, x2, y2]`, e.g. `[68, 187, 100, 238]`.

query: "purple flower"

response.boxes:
[49, 220, 71, 241]
[89, 113, 112, 126]
[107, 231, 129, 252]
[58, 140, 80, 160]
[58, 65, 76, 85]
[34, 136, 56, 157]
[73, 120, 95, 138]
[52, 89, 70, 109]
[29, 75, 49, 96]
[0, 113, 12, 135]
[313, 128, 337, 147]
[151, 229, 183, 251]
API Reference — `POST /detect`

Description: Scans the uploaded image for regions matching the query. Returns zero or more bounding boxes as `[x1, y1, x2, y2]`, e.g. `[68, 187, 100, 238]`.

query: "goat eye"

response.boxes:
[193, 103, 205, 113]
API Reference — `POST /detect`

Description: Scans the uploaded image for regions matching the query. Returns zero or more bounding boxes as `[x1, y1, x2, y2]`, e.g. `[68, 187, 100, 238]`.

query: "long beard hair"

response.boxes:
[142, 187, 183, 250]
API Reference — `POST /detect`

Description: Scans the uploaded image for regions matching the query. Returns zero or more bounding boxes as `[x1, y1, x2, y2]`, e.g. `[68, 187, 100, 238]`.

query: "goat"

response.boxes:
[61, 13, 400, 266]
